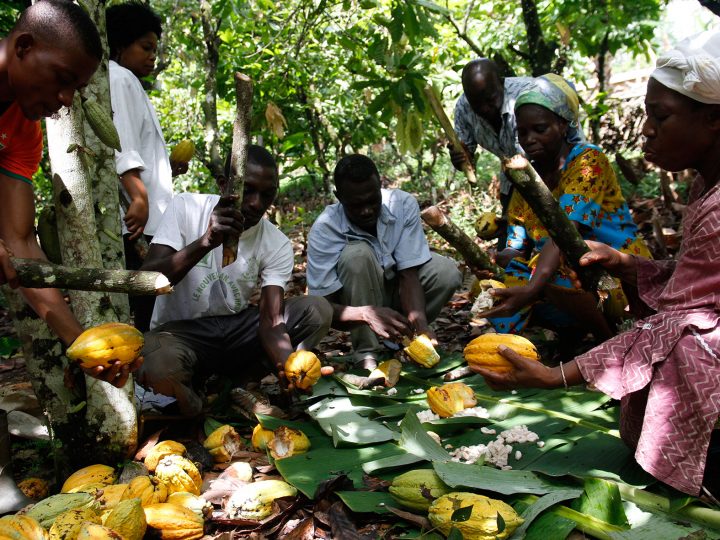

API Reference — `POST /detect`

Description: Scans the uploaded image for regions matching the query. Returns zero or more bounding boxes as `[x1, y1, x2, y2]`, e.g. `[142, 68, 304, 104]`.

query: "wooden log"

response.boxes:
[12, 258, 172, 296]
[222, 72, 253, 267]
[421, 206, 504, 278]
[423, 85, 477, 185]
[503, 155, 614, 291]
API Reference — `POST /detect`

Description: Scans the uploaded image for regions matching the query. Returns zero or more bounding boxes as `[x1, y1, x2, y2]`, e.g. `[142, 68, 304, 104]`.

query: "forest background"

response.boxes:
[2, 0, 719, 244]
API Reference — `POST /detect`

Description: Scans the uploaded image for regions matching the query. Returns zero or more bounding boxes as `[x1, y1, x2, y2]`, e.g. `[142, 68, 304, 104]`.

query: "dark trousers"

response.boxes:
[124, 234, 155, 332]
[136, 296, 332, 417]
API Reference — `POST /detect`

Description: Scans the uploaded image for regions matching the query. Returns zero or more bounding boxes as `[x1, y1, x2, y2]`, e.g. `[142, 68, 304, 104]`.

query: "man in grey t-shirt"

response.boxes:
[306, 155, 461, 369]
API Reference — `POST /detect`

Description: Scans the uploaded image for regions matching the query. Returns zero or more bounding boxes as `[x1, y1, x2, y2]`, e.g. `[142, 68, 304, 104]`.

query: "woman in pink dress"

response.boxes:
[472, 32, 720, 498]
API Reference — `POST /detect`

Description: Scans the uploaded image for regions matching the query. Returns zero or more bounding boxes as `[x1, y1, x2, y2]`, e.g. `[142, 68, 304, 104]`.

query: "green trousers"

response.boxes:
[336, 242, 462, 365]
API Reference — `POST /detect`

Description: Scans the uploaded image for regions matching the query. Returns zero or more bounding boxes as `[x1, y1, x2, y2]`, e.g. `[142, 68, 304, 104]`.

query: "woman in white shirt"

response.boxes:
[106, 2, 185, 330]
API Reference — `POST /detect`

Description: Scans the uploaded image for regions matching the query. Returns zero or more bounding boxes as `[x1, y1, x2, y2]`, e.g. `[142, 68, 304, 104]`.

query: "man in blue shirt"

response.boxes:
[307, 155, 461, 369]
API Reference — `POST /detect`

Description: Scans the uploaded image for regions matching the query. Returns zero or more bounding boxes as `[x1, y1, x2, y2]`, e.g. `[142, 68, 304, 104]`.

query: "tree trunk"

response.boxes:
[1, 288, 81, 483]
[46, 93, 137, 464]
[298, 87, 332, 194]
[200, 0, 224, 177]
[81, 0, 131, 324]
[519, 0, 556, 75]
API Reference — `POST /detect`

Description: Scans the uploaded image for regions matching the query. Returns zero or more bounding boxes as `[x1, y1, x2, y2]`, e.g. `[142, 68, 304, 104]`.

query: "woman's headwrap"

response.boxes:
[651, 31, 720, 104]
[514, 73, 581, 129]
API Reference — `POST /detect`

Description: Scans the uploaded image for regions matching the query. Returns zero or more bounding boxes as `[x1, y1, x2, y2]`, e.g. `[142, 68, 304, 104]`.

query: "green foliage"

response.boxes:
[0, 0, 24, 35]
[27, 0, 671, 216]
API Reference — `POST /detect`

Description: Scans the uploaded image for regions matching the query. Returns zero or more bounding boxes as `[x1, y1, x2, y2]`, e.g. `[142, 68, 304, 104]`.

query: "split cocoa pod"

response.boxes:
[66, 322, 144, 370]
[268, 426, 310, 459]
[403, 334, 440, 368]
[463, 333, 539, 373]
[203, 425, 244, 463]
[427, 382, 477, 418]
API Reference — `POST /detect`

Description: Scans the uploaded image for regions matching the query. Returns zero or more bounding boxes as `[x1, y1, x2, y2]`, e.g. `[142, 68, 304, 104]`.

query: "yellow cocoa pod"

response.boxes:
[0, 515, 48, 540]
[97, 484, 129, 510]
[18, 477, 50, 500]
[61, 464, 116, 494]
[226, 479, 297, 520]
[75, 522, 122, 540]
[154, 455, 202, 496]
[251, 424, 275, 451]
[49, 508, 100, 540]
[203, 425, 244, 463]
[169, 139, 195, 163]
[144, 440, 187, 472]
[103, 498, 146, 540]
[144, 503, 204, 540]
[268, 426, 310, 460]
[403, 334, 440, 367]
[428, 492, 523, 539]
[464, 333, 539, 373]
[368, 359, 402, 387]
[82, 100, 121, 151]
[66, 323, 144, 370]
[388, 469, 451, 512]
[284, 350, 322, 390]
[123, 475, 168, 507]
[474, 212, 499, 239]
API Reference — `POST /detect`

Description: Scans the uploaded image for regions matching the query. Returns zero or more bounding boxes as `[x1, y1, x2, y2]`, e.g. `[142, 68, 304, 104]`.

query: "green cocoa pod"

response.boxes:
[388, 469, 451, 512]
[82, 100, 121, 151]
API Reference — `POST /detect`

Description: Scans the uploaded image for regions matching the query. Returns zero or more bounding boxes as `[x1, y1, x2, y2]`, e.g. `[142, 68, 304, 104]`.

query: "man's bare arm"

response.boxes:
[0, 175, 83, 345]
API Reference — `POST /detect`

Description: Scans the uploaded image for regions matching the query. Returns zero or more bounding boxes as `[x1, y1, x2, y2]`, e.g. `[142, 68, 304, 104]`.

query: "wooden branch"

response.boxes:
[12, 258, 172, 296]
[222, 72, 253, 267]
[423, 85, 477, 185]
[421, 206, 504, 278]
[503, 155, 615, 291]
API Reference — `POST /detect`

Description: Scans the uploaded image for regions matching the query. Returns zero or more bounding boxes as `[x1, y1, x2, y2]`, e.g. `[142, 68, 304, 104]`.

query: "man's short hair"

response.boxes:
[13, 0, 102, 61]
[106, 2, 162, 60]
[333, 154, 380, 191]
[462, 58, 501, 88]
[223, 145, 278, 180]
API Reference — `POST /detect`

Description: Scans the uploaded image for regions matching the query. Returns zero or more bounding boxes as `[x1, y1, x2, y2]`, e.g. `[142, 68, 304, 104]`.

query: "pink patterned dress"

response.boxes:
[575, 176, 720, 495]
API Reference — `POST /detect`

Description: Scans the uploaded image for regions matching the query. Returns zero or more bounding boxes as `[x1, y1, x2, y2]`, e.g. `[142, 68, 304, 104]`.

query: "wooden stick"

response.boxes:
[503, 155, 615, 291]
[222, 72, 253, 267]
[12, 258, 172, 296]
[421, 206, 504, 278]
[423, 85, 477, 185]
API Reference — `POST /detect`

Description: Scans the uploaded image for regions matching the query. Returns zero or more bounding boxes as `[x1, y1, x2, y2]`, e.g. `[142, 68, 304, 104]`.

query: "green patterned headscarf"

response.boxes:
[514, 73, 581, 126]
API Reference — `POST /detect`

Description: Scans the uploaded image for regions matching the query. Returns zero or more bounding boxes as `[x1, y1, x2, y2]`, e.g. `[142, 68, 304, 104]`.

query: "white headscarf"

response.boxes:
[651, 30, 720, 104]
